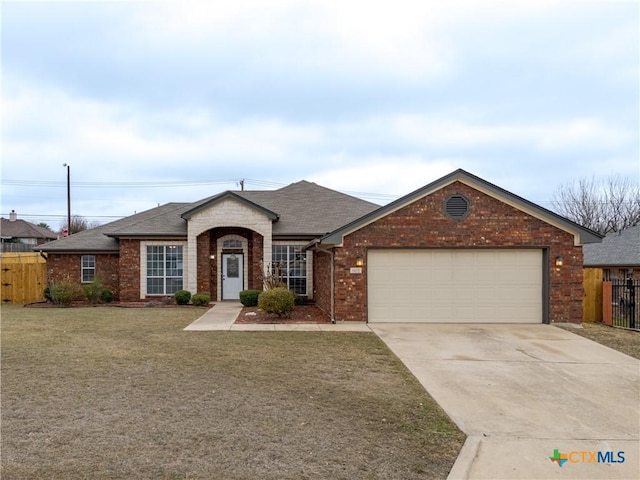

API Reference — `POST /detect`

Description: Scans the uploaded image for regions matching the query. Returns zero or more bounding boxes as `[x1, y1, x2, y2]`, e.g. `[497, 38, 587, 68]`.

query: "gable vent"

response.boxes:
[445, 195, 469, 220]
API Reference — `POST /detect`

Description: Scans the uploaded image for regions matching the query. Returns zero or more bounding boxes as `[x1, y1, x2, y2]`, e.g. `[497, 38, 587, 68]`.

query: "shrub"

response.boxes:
[83, 278, 104, 304]
[294, 294, 305, 306]
[191, 293, 211, 306]
[174, 290, 192, 305]
[239, 290, 262, 307]
[100, 289, 114, 303]
[48, 278, 83, 306]
[258, 287, 296, 318]
[43, 287, 52, 301]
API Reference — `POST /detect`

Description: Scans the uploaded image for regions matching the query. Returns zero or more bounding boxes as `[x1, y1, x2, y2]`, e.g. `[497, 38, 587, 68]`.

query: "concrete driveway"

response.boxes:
[370, 324, 640, 480]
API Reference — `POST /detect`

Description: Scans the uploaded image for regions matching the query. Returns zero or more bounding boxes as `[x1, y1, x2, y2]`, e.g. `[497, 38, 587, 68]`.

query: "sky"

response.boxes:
[1, 0, 639, 230]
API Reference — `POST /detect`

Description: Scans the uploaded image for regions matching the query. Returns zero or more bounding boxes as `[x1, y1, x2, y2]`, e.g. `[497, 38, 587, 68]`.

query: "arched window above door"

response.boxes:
[222, 239, 242, 249]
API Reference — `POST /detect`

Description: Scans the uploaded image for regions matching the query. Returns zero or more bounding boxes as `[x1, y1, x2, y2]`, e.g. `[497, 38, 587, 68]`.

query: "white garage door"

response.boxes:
[368, 249, 542, 323]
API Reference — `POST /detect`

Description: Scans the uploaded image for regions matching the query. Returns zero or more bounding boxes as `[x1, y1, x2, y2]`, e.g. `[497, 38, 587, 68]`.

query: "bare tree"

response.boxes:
[552, 175, 640, 234]
[60, 215, 100, 235]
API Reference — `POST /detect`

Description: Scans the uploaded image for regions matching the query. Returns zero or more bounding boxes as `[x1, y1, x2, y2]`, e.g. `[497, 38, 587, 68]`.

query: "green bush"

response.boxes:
[294, 294, 305, 306]
[83, 278, 104, 304]
[191, 293, 211, 306]
[49, 279, 83, 306]
[43, 287, 52, 301]
[100, 289, 114, 303]
[258, 287, 296, 318]
[239, 290, 262, 307]
[174, 290, 192, 305]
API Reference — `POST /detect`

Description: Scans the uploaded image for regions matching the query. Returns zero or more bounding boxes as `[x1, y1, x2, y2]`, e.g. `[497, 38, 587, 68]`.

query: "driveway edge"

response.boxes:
[447, 435, 481, 480]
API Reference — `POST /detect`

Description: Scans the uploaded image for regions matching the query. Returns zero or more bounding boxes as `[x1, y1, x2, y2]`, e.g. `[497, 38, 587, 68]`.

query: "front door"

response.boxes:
[222, 253, 243, 300]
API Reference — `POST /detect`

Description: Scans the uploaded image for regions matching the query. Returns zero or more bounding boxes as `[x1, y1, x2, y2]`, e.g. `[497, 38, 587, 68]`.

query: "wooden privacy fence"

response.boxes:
[583, 268, 603, 322]
[0, 252, 47, 304]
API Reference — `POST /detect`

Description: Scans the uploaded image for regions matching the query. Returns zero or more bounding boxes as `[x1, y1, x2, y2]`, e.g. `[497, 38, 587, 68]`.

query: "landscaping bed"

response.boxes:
[235, 304, 332, 324]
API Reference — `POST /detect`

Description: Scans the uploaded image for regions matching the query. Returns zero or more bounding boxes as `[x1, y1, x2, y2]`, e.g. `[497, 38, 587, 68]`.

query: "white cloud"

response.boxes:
[308, 157, 459, 199]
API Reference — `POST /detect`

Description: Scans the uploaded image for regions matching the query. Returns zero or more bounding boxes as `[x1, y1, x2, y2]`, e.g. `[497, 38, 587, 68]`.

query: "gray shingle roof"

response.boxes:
[583, 225, 640, 267]
[39, 181, 380, 252]
[0, 217, 57, 241]
[237, 181, 379, 236]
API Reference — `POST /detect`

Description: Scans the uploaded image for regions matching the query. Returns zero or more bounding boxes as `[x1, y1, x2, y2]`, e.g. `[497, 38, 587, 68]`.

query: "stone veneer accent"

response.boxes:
[186, 198, 272, 298]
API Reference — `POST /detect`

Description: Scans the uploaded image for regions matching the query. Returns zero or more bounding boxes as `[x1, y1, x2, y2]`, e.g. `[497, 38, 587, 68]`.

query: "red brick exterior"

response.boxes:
[119, 239, 141, 301]
[329, 181, 584, 323]
[46, 253, 119, 299]
[313, 250, 332, 317]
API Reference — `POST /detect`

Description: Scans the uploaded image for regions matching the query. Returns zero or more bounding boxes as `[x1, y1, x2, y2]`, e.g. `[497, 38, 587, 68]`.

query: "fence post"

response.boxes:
[602, 281, 612, 326]
[628, 278, 636, 330]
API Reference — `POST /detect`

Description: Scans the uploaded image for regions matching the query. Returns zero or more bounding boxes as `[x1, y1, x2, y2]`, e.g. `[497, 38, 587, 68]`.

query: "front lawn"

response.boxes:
[1, 305, 464, 479]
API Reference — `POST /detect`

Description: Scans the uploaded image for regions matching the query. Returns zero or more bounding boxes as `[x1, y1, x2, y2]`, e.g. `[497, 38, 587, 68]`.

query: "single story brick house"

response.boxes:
[40, 169, 602, 323]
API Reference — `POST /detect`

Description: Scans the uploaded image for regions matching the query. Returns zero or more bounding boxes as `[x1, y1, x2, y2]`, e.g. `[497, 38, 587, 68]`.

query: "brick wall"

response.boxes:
[331, 181, 584, 323]
[313, 250, 332, 317]
[197, 232, 211, 295]
[119, 239, 140, 301]
[46, 253, 119, 299]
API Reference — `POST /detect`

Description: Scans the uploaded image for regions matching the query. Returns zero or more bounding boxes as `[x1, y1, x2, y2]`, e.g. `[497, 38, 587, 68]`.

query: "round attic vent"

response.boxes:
[445, 194, 469, 220]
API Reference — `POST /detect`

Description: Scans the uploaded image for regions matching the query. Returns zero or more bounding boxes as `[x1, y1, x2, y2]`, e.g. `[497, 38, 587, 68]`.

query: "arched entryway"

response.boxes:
[196, 227, 264, 301]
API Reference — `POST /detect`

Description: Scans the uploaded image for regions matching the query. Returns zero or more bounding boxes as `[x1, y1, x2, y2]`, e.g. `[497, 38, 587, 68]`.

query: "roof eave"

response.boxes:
[105, 233, 187, 239]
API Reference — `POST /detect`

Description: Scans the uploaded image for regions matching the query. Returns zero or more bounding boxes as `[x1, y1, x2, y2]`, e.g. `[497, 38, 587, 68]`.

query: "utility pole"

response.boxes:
[63, 163, 71, 236]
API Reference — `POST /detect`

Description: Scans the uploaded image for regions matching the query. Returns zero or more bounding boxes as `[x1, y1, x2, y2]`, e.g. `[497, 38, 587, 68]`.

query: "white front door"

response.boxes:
[222, 254, 243, 300]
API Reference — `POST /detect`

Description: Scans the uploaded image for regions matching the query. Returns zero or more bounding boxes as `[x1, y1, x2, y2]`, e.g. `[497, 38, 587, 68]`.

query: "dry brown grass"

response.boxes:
[559, 322, 640, 360]
[1, 305, 464, 479]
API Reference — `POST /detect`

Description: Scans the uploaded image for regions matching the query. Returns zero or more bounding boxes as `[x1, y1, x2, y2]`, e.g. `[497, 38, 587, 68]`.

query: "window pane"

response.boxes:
[81, 255, 96, 283]
[272, 245, 307, 295]
[223, 239, 242, 248]
[146, 245, 184, 295]
[147, 278, 164, 295]
[166, 277, 183, 294]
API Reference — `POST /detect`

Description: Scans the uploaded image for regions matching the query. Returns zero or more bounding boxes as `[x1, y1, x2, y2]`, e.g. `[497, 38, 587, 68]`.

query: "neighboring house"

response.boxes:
[40, 169, 602, 324]
[583, 224, 640, 280]
[1, 210, 58, 252]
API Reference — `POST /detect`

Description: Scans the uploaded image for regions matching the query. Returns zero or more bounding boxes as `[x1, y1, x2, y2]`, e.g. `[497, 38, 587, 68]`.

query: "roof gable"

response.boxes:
[181, 191, 279, 221]
[319, 169, 603, 246]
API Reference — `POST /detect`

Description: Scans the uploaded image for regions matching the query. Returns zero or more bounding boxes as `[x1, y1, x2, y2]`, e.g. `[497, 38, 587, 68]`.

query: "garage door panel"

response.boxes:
[368, 249, 542, 323]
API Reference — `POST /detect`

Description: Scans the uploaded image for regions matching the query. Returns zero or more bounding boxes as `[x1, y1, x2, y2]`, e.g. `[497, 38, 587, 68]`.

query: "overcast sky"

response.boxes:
[2, 0, 638, 230]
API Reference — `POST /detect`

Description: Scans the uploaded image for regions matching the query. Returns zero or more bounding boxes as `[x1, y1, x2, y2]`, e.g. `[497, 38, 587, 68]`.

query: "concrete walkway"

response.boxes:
[184, 302, 371, 332]
[370, 323, 640, 480]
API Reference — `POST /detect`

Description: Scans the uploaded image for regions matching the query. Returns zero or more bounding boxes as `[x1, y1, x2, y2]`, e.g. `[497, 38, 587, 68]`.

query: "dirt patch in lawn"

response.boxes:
[559, 322, 640, 360]
[1, 305, 464, 480]
[235, 304, 332, 324]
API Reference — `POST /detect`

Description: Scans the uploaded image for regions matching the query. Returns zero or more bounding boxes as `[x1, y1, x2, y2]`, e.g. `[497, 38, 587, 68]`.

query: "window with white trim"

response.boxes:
[81, 255, 96, 283]
[272, 245, 307, 295]
[146, 245, 183, 295]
